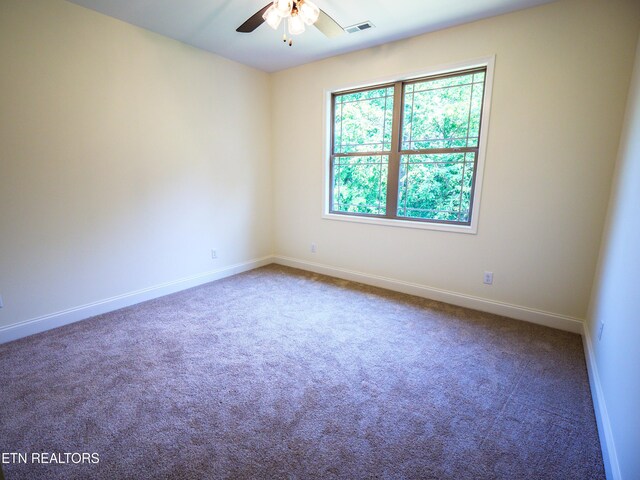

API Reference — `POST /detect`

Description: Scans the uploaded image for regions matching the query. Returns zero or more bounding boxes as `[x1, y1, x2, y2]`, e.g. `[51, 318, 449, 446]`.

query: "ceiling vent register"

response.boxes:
[344, 21, 375, 34]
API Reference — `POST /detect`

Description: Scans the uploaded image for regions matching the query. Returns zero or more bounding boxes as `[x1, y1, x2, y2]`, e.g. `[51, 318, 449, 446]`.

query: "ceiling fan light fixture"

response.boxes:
[262, 5, 283, 29]
[298, 0, 320, 25]
[247, 0, 334, 45]
[288, 13, 306, 35]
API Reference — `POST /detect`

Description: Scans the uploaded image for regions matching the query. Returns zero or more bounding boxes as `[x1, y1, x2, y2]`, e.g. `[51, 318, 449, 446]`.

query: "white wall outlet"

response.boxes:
[483, 271, 493, 285]
[0, 294, 3, 308]
[310, 243, 317, 253]
[211, 249, 217, 259]
[598, 321, 605, 340]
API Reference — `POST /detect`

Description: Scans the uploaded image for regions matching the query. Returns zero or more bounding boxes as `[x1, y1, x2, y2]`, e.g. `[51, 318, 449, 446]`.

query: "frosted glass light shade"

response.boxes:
[274, 0, 293, 17]
[298, 0, 320, 25]
[288, 14, 305, 35]
[262, 5, 282, 29]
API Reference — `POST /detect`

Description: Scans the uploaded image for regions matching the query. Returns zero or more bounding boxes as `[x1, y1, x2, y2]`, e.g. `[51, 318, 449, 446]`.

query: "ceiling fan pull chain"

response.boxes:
[282, 17, 293, 46]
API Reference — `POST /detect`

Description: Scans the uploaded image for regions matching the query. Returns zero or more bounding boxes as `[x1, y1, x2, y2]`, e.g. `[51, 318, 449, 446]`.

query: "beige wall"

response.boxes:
[587, 32, 640, 480]
[0, 0, 273, 329]
[271, 0, 640, 320]
[1, 0, 639, 331]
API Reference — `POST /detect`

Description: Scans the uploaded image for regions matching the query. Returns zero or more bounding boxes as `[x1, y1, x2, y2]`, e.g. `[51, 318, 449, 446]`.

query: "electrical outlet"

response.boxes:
[211, 249, 217, 259]
[310, 243, 317, 253]
[483, 271, 493, 285]
[598, 321, 605, 340]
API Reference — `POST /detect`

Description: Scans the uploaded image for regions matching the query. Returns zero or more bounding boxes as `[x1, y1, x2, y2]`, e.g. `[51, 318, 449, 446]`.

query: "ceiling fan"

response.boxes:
[236, 0, 344, 46]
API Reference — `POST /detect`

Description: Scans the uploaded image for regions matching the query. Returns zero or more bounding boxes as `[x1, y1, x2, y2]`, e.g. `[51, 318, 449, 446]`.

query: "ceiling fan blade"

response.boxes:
[236, 3, 271, 33]
[314, 8, 344, 38]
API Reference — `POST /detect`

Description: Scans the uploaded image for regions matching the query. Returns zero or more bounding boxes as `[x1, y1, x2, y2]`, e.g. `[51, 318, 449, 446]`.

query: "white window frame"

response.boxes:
[322, 56, 495, 234]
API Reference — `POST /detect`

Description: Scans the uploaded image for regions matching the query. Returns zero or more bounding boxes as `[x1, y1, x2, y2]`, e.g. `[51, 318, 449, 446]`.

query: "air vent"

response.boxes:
[345, 21, 375, 34]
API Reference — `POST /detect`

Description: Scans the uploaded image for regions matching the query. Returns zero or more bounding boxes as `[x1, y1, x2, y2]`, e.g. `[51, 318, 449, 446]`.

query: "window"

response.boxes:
[327, 62, 491, 232]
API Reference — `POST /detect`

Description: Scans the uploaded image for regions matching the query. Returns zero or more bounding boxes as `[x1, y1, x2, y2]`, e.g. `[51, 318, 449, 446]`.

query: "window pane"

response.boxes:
[332, 155, 388, 215]
[467, 82, 484, 144]
[402, 71, 485, 151]
[329, 66, 488, 227]
[397, 153, 475, 222]
[334, 87, 394, 154]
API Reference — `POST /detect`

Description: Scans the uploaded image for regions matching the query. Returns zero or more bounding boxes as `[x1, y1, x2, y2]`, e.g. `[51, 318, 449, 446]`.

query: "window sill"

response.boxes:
[322, 213, 478, 234]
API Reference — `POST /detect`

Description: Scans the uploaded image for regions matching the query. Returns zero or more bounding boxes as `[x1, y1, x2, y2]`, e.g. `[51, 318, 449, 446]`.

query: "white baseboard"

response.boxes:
[582, 324, 620, 480]
[1, 253, 583, 338]
[273, 255, 584, 334]
[0, 255, 274, 344]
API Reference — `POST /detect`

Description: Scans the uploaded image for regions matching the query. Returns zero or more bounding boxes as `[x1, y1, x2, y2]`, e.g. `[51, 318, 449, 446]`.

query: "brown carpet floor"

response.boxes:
[0, 264, 604, 479]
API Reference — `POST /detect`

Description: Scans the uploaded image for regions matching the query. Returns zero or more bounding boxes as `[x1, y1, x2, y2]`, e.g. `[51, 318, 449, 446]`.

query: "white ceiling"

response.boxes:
[66, 0, 555, 72]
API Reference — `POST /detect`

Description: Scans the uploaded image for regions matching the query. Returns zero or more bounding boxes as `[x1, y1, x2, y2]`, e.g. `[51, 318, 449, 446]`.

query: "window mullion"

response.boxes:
[385, 81, 404, 218]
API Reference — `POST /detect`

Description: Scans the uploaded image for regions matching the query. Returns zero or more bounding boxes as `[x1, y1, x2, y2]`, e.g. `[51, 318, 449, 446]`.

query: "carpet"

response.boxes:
[0, 264, 604, 479]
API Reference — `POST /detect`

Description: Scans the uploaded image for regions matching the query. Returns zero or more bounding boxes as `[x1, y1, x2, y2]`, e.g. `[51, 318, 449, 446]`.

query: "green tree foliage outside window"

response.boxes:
[331, 68, 486, 225]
